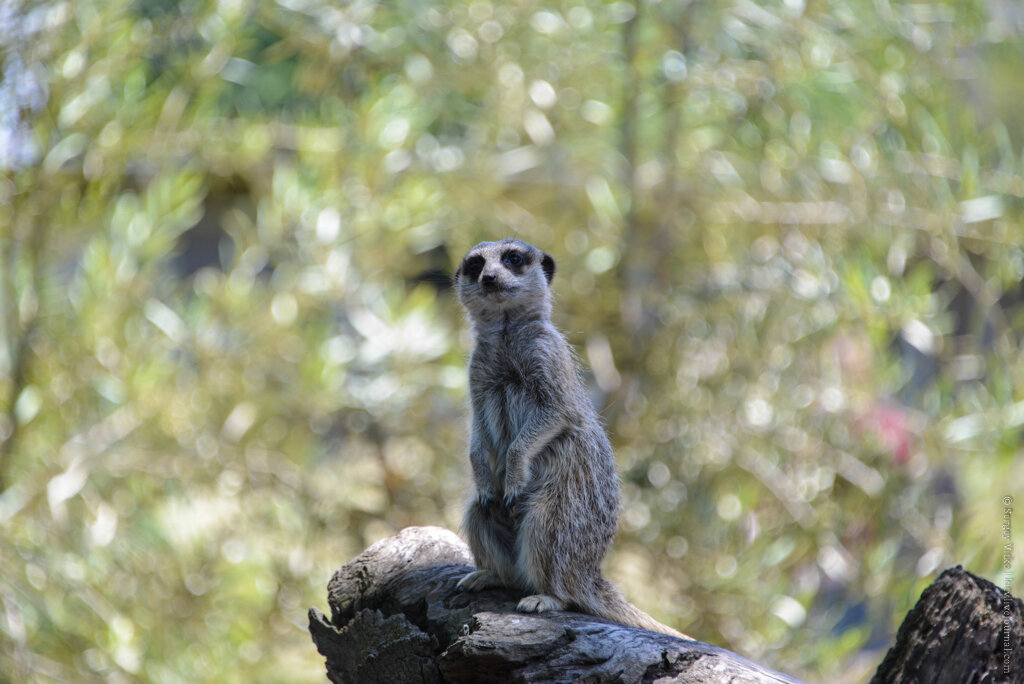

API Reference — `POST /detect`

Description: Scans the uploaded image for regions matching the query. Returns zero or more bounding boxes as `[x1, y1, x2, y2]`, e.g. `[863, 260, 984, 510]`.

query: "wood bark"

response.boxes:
[870, 565, 1023, 684]
[308, 527, 1024, 683]
[308, 526, 802, 683]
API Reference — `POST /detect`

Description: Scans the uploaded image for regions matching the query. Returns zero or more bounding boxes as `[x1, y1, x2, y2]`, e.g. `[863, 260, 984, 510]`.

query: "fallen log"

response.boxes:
[308, 527, 1024, 683]
[308, 526, 802, 683]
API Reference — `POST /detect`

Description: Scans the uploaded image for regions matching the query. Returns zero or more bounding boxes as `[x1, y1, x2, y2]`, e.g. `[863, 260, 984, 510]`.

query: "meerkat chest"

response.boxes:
[470, 344, 543, 446]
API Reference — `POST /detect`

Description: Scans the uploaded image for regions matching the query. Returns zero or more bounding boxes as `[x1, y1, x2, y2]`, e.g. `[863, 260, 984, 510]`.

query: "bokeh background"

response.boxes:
[2, 0, 1023, 681]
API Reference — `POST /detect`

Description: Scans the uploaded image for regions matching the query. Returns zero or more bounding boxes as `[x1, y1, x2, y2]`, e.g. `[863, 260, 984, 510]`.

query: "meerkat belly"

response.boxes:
[481, 382, 534, 452]
[476, 381, 556, 499]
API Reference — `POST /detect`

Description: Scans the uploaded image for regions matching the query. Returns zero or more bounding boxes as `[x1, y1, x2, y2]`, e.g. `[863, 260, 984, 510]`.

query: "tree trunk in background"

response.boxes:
[870, 565, 1023, 684]
[308, 526, 803, 684]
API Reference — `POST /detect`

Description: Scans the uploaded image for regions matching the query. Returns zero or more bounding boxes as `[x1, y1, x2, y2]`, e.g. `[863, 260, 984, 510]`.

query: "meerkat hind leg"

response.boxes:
[517, 594, 567, 613]
[456, 568, 504, 592]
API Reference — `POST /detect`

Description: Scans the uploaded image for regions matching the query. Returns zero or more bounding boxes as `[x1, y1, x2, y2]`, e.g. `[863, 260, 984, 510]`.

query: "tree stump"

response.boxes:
[308, 526, 802, 683]
[870, 565, 1023, 684]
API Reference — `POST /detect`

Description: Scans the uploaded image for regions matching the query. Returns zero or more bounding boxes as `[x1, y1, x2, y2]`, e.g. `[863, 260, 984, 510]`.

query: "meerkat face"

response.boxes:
[455, 239, 555, 318]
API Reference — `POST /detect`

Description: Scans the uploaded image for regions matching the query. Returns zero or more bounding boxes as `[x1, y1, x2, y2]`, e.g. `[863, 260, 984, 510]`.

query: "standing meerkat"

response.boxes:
[453, 238, 689, 639]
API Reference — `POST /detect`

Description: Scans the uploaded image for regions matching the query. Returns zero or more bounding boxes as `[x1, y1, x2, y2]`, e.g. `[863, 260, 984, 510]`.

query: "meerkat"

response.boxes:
[452, 238, 689, 639]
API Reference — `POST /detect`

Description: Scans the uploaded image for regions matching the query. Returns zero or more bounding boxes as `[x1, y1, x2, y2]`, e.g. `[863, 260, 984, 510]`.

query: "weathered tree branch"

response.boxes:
[870, 565, 1023, 684]
[308, 526, 803, 683]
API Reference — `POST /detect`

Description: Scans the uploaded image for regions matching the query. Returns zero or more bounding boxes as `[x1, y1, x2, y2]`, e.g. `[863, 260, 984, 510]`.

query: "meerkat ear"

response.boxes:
[541, 253, 556, 284]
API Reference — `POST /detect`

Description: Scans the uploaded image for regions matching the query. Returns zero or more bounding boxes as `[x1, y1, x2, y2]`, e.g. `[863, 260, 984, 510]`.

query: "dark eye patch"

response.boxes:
[462, 255, 485, 280]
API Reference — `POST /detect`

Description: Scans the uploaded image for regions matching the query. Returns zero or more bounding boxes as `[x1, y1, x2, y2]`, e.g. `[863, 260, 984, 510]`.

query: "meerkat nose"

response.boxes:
[481, 273, 497, 286]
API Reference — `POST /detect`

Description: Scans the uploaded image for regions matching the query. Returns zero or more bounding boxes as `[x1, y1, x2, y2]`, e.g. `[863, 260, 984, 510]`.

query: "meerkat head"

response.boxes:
[454, 238, 556, 322]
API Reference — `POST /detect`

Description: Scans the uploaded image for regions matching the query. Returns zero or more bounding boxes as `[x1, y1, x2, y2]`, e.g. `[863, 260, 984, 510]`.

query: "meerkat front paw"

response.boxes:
[456, 569, 503, 592]
[502, 476, 523, 508]
[517, 594, 567, 613]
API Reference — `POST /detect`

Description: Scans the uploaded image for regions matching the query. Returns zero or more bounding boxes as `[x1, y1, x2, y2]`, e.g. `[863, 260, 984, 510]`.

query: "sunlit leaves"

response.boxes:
[1, 0, 1023, 682]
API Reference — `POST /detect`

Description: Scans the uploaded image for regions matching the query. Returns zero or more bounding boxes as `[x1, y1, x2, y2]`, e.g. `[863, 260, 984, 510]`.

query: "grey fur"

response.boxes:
[453, 238, 689, 639]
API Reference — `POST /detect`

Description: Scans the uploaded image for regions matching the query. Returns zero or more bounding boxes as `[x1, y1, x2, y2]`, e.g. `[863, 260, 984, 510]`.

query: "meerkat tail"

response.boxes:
[581, 578, 693, 640]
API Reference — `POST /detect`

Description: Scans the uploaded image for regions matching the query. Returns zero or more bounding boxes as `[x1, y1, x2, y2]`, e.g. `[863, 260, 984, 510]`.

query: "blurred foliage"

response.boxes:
[2, 0, 1023, 681]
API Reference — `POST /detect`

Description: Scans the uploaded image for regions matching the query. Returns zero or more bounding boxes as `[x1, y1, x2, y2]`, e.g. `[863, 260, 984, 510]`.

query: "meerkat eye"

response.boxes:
[503, 251, 523, 267]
